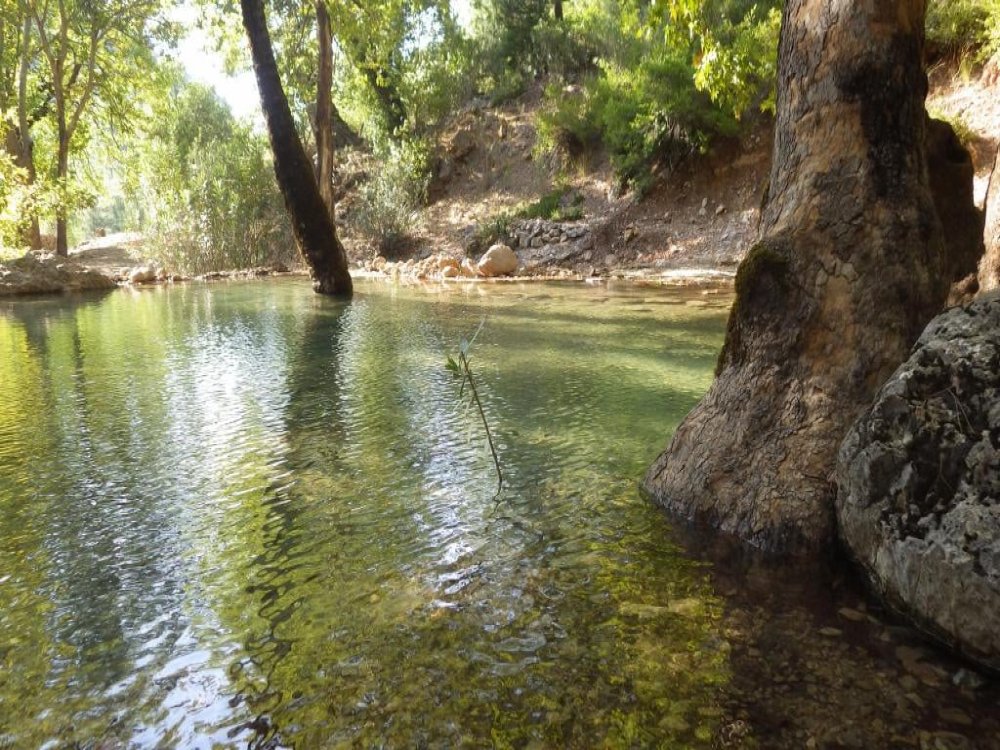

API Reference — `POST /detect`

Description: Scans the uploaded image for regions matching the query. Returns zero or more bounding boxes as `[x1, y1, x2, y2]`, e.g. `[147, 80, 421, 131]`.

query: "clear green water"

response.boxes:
[0, 279, 733, 748]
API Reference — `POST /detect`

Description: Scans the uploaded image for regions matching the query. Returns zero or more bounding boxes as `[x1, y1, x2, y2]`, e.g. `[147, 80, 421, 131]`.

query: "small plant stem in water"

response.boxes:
[459, 351, 503, 499]
[446, 319, 503, 501]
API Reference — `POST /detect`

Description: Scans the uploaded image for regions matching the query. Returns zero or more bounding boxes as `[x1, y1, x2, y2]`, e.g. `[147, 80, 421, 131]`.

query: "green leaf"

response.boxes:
[445, 354, 460, 376]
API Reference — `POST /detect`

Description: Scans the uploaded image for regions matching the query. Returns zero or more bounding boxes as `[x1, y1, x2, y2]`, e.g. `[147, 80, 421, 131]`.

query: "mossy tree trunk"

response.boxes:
[643, 0, 964, 554]
[241, 0, 352, 297]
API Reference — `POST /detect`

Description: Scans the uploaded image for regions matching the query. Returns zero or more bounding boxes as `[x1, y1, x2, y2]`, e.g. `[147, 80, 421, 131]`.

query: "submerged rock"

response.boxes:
[477, 243, 518, 277]
[0, 252, 117, 296]
[836, 292, 1000, 671]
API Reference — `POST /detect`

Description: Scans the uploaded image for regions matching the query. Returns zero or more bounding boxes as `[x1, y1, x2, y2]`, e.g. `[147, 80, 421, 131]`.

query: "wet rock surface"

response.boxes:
[836, 292, 1000, 672]
[0, 252, 117, 296]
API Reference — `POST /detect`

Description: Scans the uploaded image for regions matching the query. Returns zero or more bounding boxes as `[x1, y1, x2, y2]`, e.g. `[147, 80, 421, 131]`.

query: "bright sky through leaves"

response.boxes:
[171, 0, 474, 121]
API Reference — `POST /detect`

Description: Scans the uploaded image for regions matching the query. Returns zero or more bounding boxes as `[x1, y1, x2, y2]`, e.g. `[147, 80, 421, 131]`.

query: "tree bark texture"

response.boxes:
[980, 148, 1000, 293]
[644, 0, 957, 554]
[315, 0, 335, 218]
[241, 0, 352, 297]
[55, 119, 68, 257]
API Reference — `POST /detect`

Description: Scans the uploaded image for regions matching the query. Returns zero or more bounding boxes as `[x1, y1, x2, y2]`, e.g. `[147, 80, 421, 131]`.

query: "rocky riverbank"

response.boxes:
[837, 291, 1000, 673]
[0, 253, 117, 296]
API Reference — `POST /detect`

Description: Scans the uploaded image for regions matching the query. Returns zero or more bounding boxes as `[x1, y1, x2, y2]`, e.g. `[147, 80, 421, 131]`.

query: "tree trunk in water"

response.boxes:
[315, 0, 335, 219]
[241, 0, 352, 297]
[980, 148, 1000, 293]
[643, 0, 955, 554]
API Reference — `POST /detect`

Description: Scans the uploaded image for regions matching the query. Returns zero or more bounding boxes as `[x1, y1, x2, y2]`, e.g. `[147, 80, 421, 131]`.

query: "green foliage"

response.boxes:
[470, 1, 593, 99]
[349, 138, 431, 258]
[653, 0, 782, 115]
[0, 146, 26, 253]
[399, 27, 479, 133]
[467, 213, 514, 256]
[529, 0, 775, 188]
[926, 0, 996, 58]
[124, 79, 295, 273]
[513, 187, 583, 221]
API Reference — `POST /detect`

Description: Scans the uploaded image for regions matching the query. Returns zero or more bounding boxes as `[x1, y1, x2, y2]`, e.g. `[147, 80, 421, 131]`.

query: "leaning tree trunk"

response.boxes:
[241, 0, 352, 297]
[644, 0, 959, 554]
[980, 148, 1000, 293]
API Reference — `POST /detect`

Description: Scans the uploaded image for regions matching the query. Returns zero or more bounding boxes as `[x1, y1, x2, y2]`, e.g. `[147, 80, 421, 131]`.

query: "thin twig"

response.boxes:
[459, 351, 503, 500]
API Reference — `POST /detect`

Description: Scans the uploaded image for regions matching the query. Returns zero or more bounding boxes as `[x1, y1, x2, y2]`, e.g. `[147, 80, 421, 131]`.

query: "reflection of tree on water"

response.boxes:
[226, 294, 490, 747]
[223, 290, 730, 747]
[225, 297, 353, 749]
[0, 293, 190, 745]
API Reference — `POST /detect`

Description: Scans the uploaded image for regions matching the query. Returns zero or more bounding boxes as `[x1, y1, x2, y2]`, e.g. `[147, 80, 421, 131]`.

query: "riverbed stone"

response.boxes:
[477, 244, 518, 277]
[836, 291, 1000, 672]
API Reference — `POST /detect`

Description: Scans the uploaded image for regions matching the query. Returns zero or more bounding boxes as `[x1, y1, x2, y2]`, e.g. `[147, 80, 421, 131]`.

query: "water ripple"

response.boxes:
[0, 279, 730, 748]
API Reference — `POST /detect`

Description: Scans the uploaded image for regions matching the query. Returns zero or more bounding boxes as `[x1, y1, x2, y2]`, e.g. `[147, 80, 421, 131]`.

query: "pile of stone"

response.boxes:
[505, 219, 593, 269]
[509, 218, 590, 250]
[369, 245, 520, 281]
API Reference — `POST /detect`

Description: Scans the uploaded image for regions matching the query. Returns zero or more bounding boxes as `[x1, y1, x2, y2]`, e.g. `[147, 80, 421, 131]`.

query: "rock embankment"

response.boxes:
[836, 292, 1000, 672]
[505, 218, 592, 270]
[0, 253, 117, 296]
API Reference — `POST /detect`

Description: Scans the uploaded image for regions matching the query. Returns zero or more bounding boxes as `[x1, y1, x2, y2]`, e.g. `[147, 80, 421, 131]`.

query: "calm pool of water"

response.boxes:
[2, 278, 997, 750]
[0, 279, 732, 748]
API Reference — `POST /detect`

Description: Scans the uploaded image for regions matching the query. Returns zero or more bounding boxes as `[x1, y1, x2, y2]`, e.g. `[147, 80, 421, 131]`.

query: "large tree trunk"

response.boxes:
[980, 149, 1000, 293]
[241, 0, 352, 297]
[643, 0, 955, 554]
[315, 0, 335, 218]
[553, 1, 563, 21]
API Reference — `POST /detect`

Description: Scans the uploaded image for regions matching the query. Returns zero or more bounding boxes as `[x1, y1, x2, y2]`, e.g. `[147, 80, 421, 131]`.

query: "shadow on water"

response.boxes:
[661, 522, 1000, 748]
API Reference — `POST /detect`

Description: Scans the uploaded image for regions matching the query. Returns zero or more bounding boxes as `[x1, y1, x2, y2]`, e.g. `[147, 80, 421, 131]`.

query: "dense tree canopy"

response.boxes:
[3, 0, 999, 269]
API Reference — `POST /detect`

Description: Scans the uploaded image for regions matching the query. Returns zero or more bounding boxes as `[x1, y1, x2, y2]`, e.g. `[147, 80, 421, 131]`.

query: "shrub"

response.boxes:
[125, 81, 295, 273]
[513, 188, 584, 221]
[349, 139, 431, 258]
[538, 53, 738, 189]
[533, 0, 775, 189]
[466, 213, 515, 257]
[926, 0, 993, 59]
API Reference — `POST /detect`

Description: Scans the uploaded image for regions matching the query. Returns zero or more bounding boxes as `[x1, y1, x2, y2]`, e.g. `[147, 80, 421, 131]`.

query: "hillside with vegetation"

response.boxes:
[4, 0, 1000, 283]
[4, 0, 783, 278]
